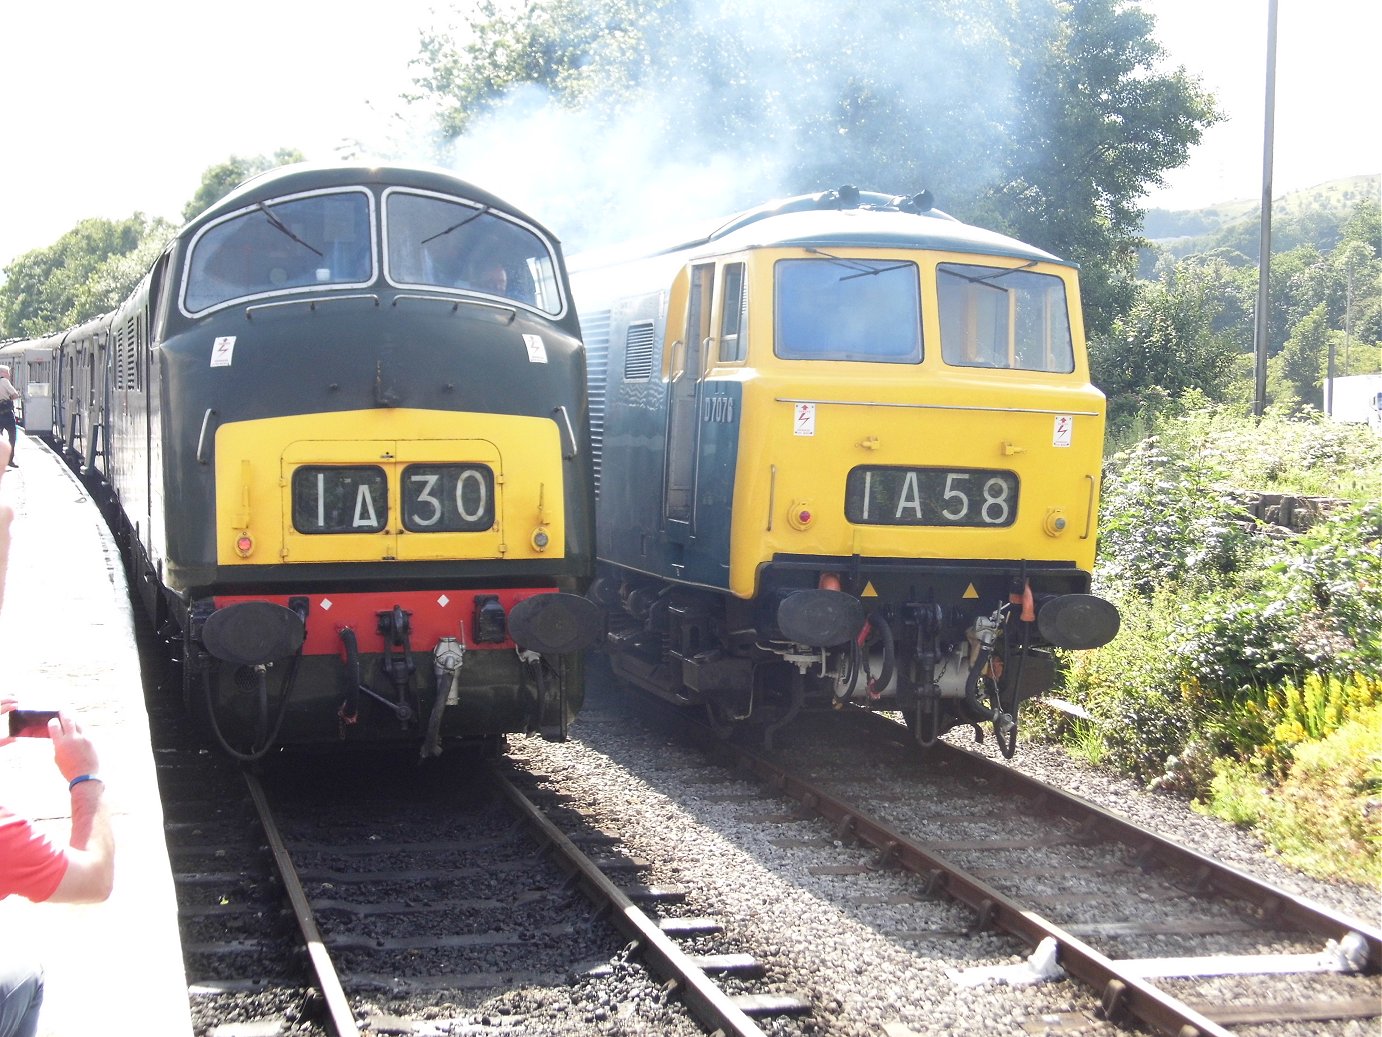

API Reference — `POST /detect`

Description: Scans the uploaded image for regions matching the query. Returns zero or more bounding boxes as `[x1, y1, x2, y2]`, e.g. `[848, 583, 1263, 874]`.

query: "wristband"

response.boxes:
[68, 774, 102, 791]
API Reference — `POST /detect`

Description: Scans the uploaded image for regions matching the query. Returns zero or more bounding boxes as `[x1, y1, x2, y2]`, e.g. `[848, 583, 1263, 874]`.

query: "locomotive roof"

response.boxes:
[570, 187, 1068, 279]
[709, 208, 1064, 264]
[186, 163, 563, 244]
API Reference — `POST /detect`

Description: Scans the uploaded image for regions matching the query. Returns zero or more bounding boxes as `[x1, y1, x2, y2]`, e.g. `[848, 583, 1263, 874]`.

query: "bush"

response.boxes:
[1201, 703, 1382, 885]
[1116, 401, 1382, 503]
[1265, 672, 1382, 774]
[1057, 586, 1194, 780]
[1171, 503, 1382, 695]
[1097, 440, 1256, 593]
[1055, 407, 1380, 803]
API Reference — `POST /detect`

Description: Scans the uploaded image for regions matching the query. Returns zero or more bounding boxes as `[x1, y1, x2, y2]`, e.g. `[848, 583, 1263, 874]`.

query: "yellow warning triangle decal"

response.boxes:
[962, 583, 980, 599]
[861, 581, 879, 598]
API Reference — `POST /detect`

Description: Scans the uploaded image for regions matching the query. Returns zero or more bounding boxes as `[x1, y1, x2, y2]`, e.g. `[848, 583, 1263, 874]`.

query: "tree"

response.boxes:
[970, 0, 1220, 335]
[1327, 238, 1382, 366]
[181, 148, 306, 223]
[0, 215, 175, 338]
[407, 0, 1218, 337]
[1091, 271, 1239, 423]
[1269, 304, 1330, 410]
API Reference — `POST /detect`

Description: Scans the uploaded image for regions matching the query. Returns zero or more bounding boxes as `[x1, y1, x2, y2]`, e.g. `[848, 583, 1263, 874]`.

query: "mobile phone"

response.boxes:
[8, 710, 59, 738]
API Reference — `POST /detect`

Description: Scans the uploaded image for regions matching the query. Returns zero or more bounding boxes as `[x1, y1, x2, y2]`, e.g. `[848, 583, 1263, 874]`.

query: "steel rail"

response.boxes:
[931, 737, 1382, 964]
[488, 760, 770, 1037]
[709, 731, 1238, 1037]
[861, 711, 1382, 971]
[244, 770, 361, 1037]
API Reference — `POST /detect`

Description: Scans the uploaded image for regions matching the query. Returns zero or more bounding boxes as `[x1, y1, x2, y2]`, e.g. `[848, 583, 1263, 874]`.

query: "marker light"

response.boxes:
[235, 532, 254, 558]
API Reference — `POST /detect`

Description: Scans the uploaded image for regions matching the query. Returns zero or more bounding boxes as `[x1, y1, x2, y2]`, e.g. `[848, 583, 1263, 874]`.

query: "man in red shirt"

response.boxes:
[1, 705, 114, 903]
[0, 702, 114, 1037]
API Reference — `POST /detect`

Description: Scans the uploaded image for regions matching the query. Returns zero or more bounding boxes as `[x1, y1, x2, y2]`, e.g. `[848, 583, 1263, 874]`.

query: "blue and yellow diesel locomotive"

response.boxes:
[573, 188, 1119, 754]
[43, 164, 601, 758]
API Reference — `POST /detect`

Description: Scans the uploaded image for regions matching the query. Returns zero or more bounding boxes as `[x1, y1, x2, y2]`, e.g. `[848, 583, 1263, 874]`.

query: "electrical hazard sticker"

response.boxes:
[1052, 415, 1073, 448]
[523, 334, 548, 364]
[793, 402, 816, 437]
[211, 337, 236, 368]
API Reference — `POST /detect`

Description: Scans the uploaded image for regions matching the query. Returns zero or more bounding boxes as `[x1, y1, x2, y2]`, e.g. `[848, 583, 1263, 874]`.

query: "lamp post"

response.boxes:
[1253, 0, 1278, 417]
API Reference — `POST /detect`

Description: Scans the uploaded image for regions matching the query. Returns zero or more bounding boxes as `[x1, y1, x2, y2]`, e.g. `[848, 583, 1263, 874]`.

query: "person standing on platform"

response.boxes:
[0, 441, 115, 1037]
[0, 369, 18, 468]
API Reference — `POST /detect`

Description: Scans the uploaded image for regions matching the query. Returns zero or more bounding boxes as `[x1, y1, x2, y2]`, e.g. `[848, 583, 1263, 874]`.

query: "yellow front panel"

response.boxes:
[720, 248, 1106, 598]
[215, 409, 565, 565]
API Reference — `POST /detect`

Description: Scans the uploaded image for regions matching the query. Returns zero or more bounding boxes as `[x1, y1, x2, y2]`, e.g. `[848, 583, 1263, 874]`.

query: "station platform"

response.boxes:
[0, 434, 192, 1036]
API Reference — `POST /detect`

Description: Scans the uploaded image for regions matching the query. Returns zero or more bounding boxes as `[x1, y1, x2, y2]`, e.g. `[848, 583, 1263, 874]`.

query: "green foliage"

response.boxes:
[0, 215, 175, 337]
[1201, 703, 1382, 885]
[1268, 304, 1329, 409]
[1147, 176, 1380, 265]
[1111, 399, 1382, 501]
[1062, 404, 1382, 882]
[1057, 586, 1195, 778]
[1126, 185, 1380, 413]
[1095, 438, 1254, 592]
[181, 149, 306, 223]
[1091, 272, 1241, 422]
[408, 0, 1219, 339]
[1098, 420, 1379, 700]
[1064, 719, 1109, 766]
[414, 0, 656, 139]
[1200, 756, 1272, 827]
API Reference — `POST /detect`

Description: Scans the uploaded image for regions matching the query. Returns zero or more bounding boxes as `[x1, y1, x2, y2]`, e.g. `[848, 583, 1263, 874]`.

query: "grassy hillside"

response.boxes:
[1141, 173, 1379, 265]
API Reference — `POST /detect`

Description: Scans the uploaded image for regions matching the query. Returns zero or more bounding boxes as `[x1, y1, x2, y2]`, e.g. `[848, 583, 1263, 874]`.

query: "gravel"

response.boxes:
[497, 676, 1379, 1037]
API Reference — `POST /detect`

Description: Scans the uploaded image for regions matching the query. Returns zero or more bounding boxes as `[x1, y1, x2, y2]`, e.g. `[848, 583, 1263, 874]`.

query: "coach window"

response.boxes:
[183, 190, 373, 314]
[775, 257, 921, 363]
[384, 190, 564, 316]
[936, 263, 1075, 373]
[718, 263, 747, 362]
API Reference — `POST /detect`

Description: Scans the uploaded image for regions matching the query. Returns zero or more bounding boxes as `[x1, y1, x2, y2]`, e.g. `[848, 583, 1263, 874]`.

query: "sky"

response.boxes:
[0, 0, 1378, 271]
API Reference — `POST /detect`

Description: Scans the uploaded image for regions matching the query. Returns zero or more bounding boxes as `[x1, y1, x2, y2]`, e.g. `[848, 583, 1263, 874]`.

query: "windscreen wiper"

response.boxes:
[421, 205, 490, 245]
[257, 202, 323, 257]
[940, 260, 1039, 286]
[805, 247, 912, 281]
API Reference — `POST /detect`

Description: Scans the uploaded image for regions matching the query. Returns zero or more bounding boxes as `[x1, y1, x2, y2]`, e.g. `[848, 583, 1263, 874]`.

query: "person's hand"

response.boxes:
[0, 697, 15, 748]
[50, 712, 100, 783]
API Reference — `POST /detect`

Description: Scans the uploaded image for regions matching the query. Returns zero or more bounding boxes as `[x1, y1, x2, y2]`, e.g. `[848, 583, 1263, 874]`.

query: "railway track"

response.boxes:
[562, 683, 1380, 1037]
[147, 647, 1380, 1037]
[155, 715, 806, 1035]
[753, 708, 1379, 1037]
